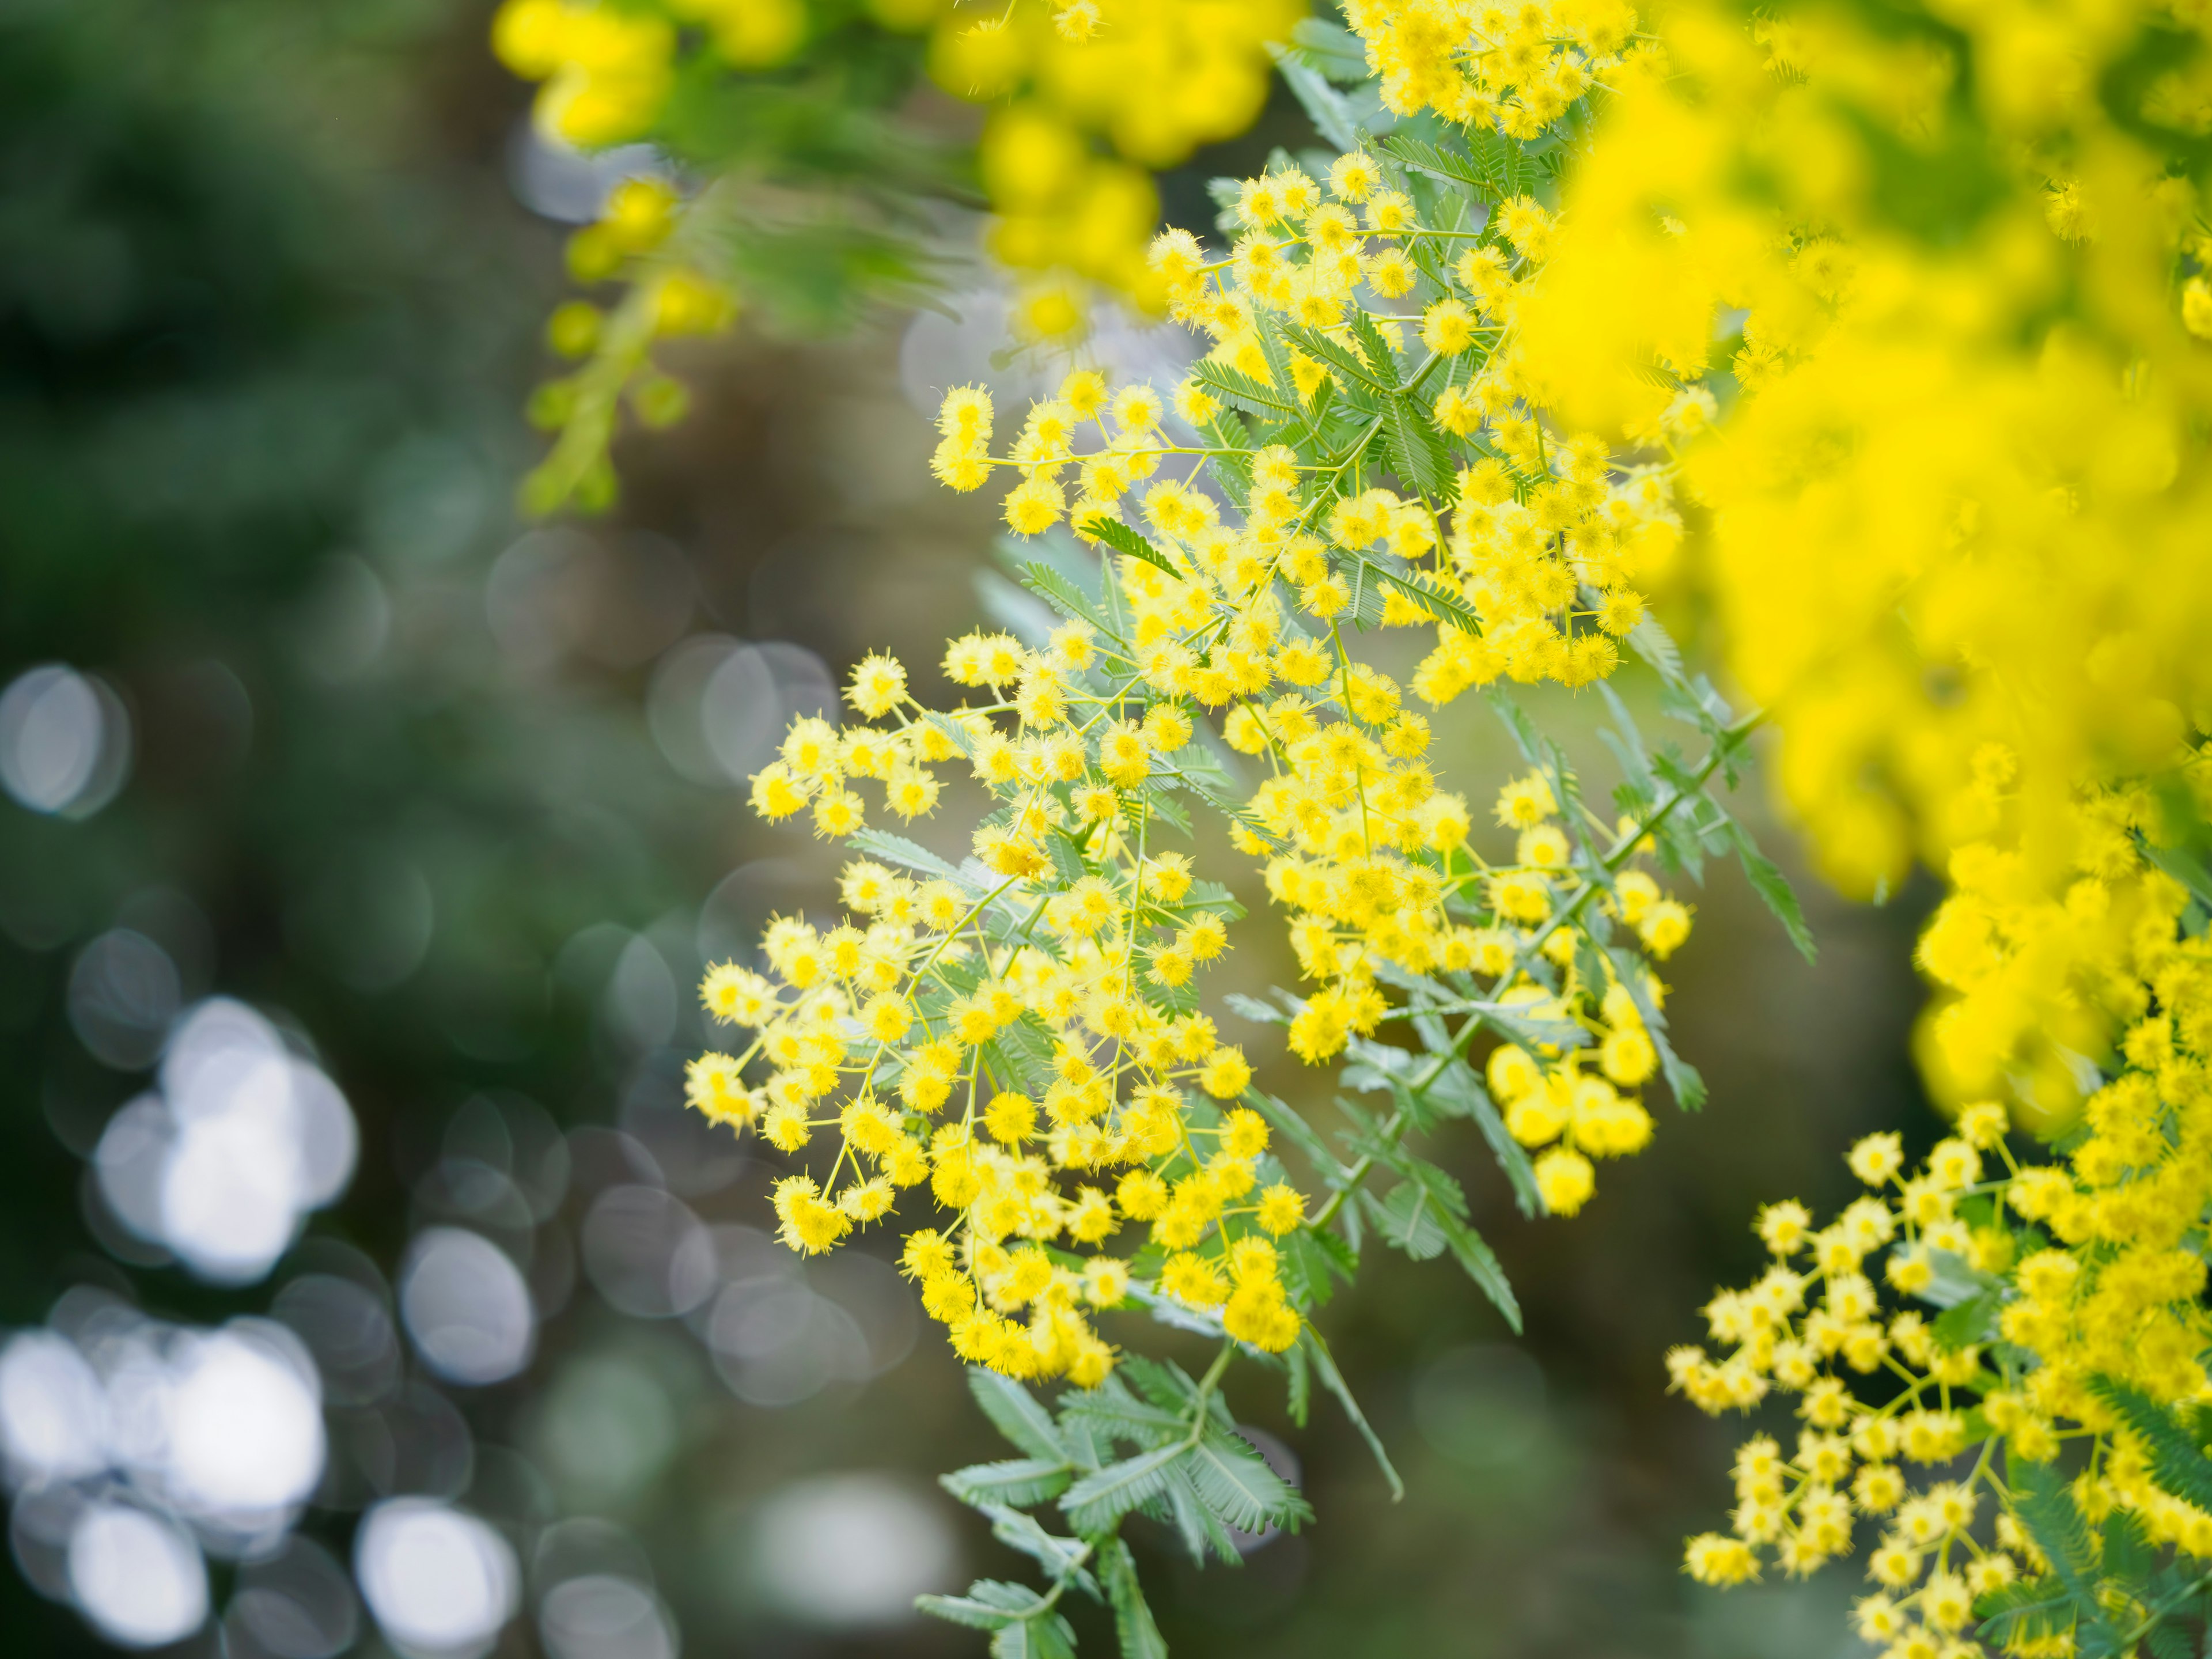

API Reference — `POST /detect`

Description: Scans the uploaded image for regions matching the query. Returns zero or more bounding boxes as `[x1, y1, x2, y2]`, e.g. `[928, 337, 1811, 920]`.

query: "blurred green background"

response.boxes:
[0, 1, 1936, 1654]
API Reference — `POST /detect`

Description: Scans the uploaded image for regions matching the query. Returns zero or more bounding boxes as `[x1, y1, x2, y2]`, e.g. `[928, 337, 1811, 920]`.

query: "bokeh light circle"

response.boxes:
[355, 1498, 518, 1658]
[66, 1503, 207, 1648]
[399, 1229, 535, 1387]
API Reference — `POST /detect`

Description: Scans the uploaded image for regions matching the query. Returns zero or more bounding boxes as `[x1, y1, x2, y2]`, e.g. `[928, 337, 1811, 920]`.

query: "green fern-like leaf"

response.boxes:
[1190, 1428, 1313, 1533]
[942, 1458, 1075, 1510]
[2094, 1377, 2212, 1514]
[1060, 1443, 1188, 1535]
[969, 1369, 1070, 1464]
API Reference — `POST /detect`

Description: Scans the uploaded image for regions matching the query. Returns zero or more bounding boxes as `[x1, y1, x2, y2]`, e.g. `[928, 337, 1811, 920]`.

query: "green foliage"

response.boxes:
[2096, 1378, 2212, 1515]
[926, 1362, 1313, 1658]
[1982, 1456, 2212, 1659]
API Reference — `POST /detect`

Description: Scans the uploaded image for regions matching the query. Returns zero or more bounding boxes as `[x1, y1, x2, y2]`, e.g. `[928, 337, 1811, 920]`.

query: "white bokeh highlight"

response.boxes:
[399, 1229, 536, 1387]
[752, 1475, 955, 1630]
[164, 1327, 325, 1527]
[0, 664, 131, 818]
[355, 1499, 519, 1659]
[0, 1334, 110, 1487]
[94, 998, 357, 1283]
[67, 1503, 209, 1648]
[539, 1573, 679, 1659]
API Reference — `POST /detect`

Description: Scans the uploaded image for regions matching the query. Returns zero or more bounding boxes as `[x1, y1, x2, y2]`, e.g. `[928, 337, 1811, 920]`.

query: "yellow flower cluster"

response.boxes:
[1509, 0, 2212, 912]
[685, 632, 1320, 1382]
[938, 323, 1692, 1160]
[493, 0, 1302, 317]
[684, 414, 1704, 1364]
[1912, 778, 2212, 1123]
[955, 0, 1305, 317]
[1347, 0, 1639, 132]
[687, 36, 1758, 1361]
[1677, 932, 2212, 1640]
[1449, 2, 2212, 1640]
[1675, 1112, 2027, 1600]
[1673, 746, 2212, 1649]
[949, 181, 1682, 691]
[672, 0, 1758, 1369]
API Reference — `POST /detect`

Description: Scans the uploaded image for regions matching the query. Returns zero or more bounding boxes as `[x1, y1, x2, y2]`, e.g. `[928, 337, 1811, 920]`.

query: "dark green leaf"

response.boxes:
[1303, 1326, 1404, 1499]
[1061, 1444, 1188, 1535]
[1426, 1058, 1543, 1217]
[1118, 1355, 1201, 1414]
[1047, 828, 1089, 887]
[919, 1580, 1041, 1630]
[1436, 1208, 1522, 1332]
[1726, 821, 1816, 963]
[2143, 843, 2212, 914]
[1162, 762, 1284, 850]
[1244, 1086, 1342, 1181]
[2103, 1507, 2153, 1586]
[944, 1459, 1075, 1510]
[850, 828, 972, 887]
[1276, 1228, 1353, 1310]
[1280, 322, 1392, 391]
[1161, 1461, 1244, 1563]
[1020, 562, 1117, 638]
[1286, 1340, 1312, 1427]
[1346, 554, 1483, 634]
[1975, 1578, 2077, 1648]
[978, 1503, 1099, 1596]
[1192, 358, 1301, 421]
[977, 567, 1062, 649]
[1096, 1539, 1168, 1659]
[1380, 132, 1493, 196]
[1191, 1428, 1313, 1533]
[1362, 1182, 1447, 1260]
[1930, 1292, 2001, 1351]
[1084, 517, 1185, 579]
[1602, 945, 1705, 1110]
[1912, 1248, 2002, 1310]
[2010, 1455, 2104, 1611]
[970, 1370, 1070, 1463]
[1626, 611, 1690, 694]
[992, 1609, 1079, 1659]
[1226, 993, 1289, 1026]
[1062, 1378, 1187, 1448]
[1134, 782, 1192, 838]
[1349, 311, 1405, 390]
[1288, 15, 1371, 81]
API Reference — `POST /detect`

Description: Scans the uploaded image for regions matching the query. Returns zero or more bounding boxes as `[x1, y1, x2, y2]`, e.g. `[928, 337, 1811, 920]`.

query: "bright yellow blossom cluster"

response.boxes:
[492, 0, 1301, 313]
[930, 308, 1699, 1200]
[1527, 0, 2212, 1641]
[1677, 854, 2212, 1651]
[948, 175, 1684, 691]
[1344, 1, 2212, 1647]
[1911, 779, 2212, 1126]
[683, 0, 1798, 1411]
[1348, 0, 1639, 133]
[953, 0, 1305, 315]
[493, 0, 1306, 505]
[488, 0, 2212, 1641]
[1676, 1110, 2036, 1605]
[684, 453, 1711, 1370]
[686, 626, 1312, 1383]
[1512, 0, 2212, 925]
